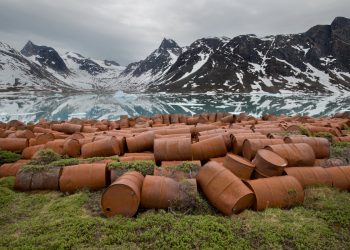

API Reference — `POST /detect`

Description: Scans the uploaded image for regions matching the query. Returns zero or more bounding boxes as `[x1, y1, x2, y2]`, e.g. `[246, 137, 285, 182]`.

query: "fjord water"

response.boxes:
[0, 91, 349, 123]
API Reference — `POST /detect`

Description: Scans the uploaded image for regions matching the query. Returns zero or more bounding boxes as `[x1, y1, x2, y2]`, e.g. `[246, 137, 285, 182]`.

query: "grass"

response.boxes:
[330, 142, 350, 163]
[0, 150, 21, 165]
[167, 161, 201, 173]
[0, 177, 350, 249]
[28, 149, 61, 166]
[107, 160, 156, 176]
[81, 156, 119, 163]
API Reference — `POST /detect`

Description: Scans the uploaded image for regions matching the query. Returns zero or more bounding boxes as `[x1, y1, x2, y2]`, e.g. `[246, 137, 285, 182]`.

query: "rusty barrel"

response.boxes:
[126, 131, 155, 153]
[223, 153, 255, 180]
[140, 175, 181, 209]
[15, 130, 35, 139]
[81, 137, 121, 158]
[232, 134, 267, 155]
[0, 159, 29, 177]
[63, 138, 81, 157]
[154, 138, 192, 161]
[242, 138, 284, 160]
[31, 167, 62, 190]
[0, 138, 28, 152]
[14, 170, 32, 191]
[35, 133, 55, 145]
[265, 143, 315, 167]
[22, 145, 45, 159]
[45, 139, 65, 155]
[59, 164, 107, 193]
[192, 136, 227, 161]
[196, 161, 254, 215]
[245, 176, 304, 211]
[284, 136, 330, 158]
[51, 123, 83, 134]
[325, 166, 350, 190]
[284, 167, 332, 188]
[101, 171, 144, 217]
[253, 149, 288, 177]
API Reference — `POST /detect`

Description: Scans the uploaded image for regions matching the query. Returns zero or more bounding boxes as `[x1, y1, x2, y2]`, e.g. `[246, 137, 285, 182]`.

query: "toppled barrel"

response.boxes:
[101, 171, 144, 217]
[284, 167, 332, 188]
[253, 149, 288, 178]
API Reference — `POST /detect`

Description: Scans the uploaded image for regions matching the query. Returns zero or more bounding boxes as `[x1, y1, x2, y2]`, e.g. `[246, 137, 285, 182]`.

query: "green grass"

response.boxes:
[28, 149, 61, 165]
[108, 160, 155, 176]
[166, 161, 201, 173]
[330, 142, 350, 163]
[82, 156, 119, 163]
[0, 177, 350, 249]
[0, 150, 21, 165]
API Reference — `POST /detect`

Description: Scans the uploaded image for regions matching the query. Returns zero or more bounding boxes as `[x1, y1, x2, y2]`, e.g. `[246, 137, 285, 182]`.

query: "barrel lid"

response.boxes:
[257, 149, 288, 167]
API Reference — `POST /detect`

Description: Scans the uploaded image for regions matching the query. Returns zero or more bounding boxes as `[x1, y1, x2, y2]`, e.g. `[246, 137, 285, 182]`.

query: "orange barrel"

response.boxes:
[154, 134, 191, 139]
[245, 176, 304, 211]
[170, 114, 179, 124]
[0, 159, 29, 177]
[208, 113, 217, 123]
[153, 127, 191, 136]
[154, 138, 192, 161]
[221, 114, 237, 123]
[126, 131, 155, 153]
[35, 133, 55, 145]
[163, 114, 170, 125]
[22, 145, 45, 159]
[51, 123, 83, 134]
[0, 138, 28, 152]
[59, 164, 107, 193]
[284, 137, 330, 158]
[305, 125, 341, 137]
[337, 136, 350, 142]
[31, 167, 62, 190]
[63, 138, 81, 157]
[14, 130, 35, 139]
[252, 127, 285, 135]
[67, 133, 85, 140]
[81, 137, 121, 158]
[210, 157, 226, 164]
[45, 139, 65, 155]
[242, 138, 284, 160]
[198, 128, 227, 136]
[196, 161, 254, 215]
[192, 136, 227, 161]
[265, 143, 315, 167]
[82, 126, 98, 133]
[120, 153, 155, 162]
[223, 153, 255, 180]
[198, 133, 232, 151]
[284, 167, 332, 188]
[186, 117, 199, 125]
[33, 127, 52, 133]
[140, 175, 180, 209]
[232, 134, 267, 155]
[101, 171, 144, 217]
[253, 149, 288, 177]
[325, 166, 350, 190]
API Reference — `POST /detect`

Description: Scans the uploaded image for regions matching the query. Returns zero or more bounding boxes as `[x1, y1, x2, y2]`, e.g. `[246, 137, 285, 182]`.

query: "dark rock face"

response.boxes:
[21, 41, 69, 74]
[104, 60, 120, 67]
[66, 54, 107, 75]
[121, 17, 350, 94]
[120, 38, 182, 80]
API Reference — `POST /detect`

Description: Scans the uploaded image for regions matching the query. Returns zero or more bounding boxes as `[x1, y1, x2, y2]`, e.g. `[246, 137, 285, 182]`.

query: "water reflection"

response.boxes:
[0, 91, 349, 123]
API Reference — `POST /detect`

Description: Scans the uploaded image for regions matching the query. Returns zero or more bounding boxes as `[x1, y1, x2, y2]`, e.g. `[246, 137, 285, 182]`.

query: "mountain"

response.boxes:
[121, 17, 350, 94]
[0, 42, 73, 92]
[116, 38, 182, 91]
[20, 41, 125, 91]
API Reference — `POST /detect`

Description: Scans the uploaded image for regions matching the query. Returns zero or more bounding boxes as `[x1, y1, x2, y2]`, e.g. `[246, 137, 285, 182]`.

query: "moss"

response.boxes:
[21, 164, 51, 173]
[0, 150, 21, 165]
[299, 126, 312, 137]
[313, 132, 334, 143]
[48, 158, 80, 167]
[167, 161, 201, 173]
[107, 160, 155, 176]
[330, 142, 350, 163]
[82, 156, 119, 163]
[29, 149, 61, 165]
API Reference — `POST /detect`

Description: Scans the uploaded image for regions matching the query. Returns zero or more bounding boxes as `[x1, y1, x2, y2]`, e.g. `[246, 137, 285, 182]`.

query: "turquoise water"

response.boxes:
[0, 91, 349, 122]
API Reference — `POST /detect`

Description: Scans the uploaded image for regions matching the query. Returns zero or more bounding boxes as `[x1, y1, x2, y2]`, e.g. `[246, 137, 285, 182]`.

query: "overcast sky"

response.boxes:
[0, 0, 349, 65]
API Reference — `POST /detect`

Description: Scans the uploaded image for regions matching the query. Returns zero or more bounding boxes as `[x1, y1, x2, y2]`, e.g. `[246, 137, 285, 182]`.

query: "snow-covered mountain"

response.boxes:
[19, 41, 124, 91]
[121, 16, 350, 94]
[116, 38, 182, 91]
[0, 41, 73, 92]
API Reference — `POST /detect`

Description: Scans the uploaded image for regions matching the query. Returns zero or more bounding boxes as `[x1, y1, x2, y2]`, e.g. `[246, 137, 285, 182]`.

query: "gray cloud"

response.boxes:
[0, 0, 349, 65]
